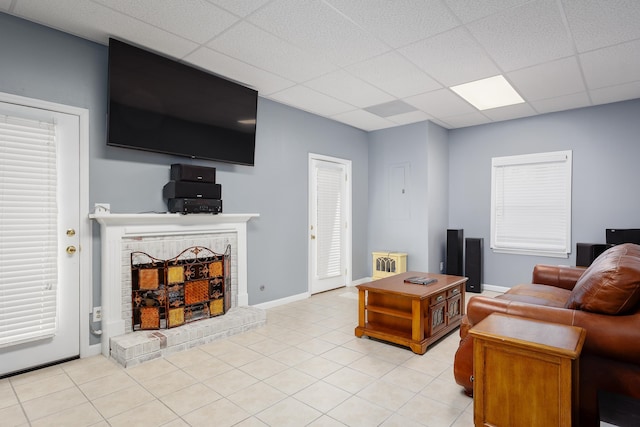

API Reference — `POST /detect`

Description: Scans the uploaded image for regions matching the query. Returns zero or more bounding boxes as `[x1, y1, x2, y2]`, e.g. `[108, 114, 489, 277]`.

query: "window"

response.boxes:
[0, 115, 58, 348]
[316, 163, 344, 279]
[491, 150, 572, 258]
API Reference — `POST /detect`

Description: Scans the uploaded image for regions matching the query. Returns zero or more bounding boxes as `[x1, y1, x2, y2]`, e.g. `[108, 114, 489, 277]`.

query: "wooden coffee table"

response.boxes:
[355, 272, 467, 354]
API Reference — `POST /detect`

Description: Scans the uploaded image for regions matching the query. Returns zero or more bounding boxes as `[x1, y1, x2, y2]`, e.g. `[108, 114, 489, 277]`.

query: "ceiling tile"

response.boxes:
[438, 112, 491, 128]
[387, 110, 432, 126]
[331, 109, 396, 131]
[207, 22, 337, 83]
[507, 57, 586, 101]
[444, 0, 531, 23]
[304, 70, 395, 108]
[467, 0, 574, 71]
[480, 102, 537, 122]
[563, 0, 640, 52]
[589, 81, 640, 106]
[580, 39, 640, 90]
[269, 85, 354, 117]
[530, 92, 591, 114]
[247, 0, 389, 66]
[92, 0, 238, 45]
[400, 27, 501, 87]
[13, 0, 198, 56]
[184, 47, 295, 94]
[6, 0, 640, 132]
[346, 51, 441, 98]
[208, 0, 271, 17]
[405, 89, 477, 119]
[326, 0, 459, 48]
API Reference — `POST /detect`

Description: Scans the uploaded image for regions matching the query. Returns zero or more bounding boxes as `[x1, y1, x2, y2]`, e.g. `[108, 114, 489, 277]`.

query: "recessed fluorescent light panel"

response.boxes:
[450, 75, 524, 110]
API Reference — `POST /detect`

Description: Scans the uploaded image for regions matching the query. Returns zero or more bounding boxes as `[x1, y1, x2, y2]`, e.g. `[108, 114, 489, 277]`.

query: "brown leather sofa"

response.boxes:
[454, 243, 640, 427]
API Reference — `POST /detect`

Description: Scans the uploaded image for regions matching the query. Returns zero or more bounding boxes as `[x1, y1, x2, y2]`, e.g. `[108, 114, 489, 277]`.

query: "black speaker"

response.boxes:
[576, 243, 611, 267]
[167, 198, 222, 214]
[163, 181, 222, 199]
[606, 229, 640, 245]
[465, 238, 483, 293]
[170, 163, 216, 183]
[446, 229, 464, 276]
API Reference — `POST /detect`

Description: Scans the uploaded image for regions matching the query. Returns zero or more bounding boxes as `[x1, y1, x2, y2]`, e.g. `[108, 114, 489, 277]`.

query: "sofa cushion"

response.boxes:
[499, 283, 571, 308]
[566, 243, 640, 314]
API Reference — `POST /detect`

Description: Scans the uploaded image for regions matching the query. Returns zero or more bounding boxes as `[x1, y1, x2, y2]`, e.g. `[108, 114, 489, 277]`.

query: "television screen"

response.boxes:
[107, 38, 257, 166]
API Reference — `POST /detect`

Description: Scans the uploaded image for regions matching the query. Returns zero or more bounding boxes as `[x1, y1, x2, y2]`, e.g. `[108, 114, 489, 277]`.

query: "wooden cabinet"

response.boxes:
[428, 286, 462, 336]
[469, 313, 586, 427]
[447, 286, 463, 324]
[372, 251, 407, 280]
[356, 272, 467, 354]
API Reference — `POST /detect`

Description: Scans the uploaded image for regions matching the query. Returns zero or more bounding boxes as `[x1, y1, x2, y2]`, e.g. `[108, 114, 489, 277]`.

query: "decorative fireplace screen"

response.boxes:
[130, 245, 231, 330]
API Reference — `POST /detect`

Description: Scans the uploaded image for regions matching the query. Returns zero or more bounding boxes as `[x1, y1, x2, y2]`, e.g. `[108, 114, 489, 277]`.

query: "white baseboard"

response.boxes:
[81, 343, 103, 359]
[251, 279, 507, 310]
[482, 284, 509, 293]
[252, 292, 310, 310]
[253, 277, 372, 309]
[349, 277, 372, 286]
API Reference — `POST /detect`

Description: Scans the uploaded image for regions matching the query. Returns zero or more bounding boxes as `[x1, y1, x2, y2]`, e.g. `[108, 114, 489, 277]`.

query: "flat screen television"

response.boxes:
[107, 38, 257, 166]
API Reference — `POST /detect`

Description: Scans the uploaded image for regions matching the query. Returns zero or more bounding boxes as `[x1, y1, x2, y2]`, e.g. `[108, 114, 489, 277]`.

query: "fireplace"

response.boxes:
[130, 245, 231, 331]
[90, 213, 264, 366]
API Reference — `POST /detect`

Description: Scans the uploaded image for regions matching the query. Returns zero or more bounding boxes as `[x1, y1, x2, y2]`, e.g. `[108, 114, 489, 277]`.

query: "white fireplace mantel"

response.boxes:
[90, 212, 259, 356]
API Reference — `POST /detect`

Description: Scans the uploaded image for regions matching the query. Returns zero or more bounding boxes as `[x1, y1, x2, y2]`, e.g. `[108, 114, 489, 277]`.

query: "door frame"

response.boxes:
[0, 91, 95, 359]
[308, 153, 352, 294]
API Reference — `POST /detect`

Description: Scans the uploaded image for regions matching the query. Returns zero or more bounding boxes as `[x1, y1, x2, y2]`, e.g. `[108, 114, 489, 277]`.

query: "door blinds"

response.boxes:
[491, 150, 572, 257]
[0, 115, 58, 348]
[316, 165, 343, 279]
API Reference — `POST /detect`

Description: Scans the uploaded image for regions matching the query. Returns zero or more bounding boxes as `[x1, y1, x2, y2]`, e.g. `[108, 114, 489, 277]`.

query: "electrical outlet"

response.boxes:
[93, 306, 102, 322]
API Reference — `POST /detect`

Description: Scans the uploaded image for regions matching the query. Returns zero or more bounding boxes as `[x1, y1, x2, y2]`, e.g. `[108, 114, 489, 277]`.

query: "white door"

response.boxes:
[0, 101, 80, 376]
[309, 155, 351, 294]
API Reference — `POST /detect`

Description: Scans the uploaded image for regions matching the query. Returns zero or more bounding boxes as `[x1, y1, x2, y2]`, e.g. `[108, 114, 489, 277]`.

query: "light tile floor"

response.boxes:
[0, 287, 617, 426]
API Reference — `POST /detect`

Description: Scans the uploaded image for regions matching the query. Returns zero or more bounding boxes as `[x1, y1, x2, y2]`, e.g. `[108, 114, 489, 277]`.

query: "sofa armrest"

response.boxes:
[464, 296, 640, 365]
[532, 264, 586, 290]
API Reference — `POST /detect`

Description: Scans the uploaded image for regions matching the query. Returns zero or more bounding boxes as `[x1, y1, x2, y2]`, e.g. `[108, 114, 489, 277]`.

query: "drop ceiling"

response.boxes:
[4, 0, 640, 131]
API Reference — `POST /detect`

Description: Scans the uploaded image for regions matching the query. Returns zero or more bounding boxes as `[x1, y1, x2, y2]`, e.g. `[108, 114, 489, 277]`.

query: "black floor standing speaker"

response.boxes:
[465, 238, 483, 293]
[446, 229, 464, 276]
[576, 243, 611, 267]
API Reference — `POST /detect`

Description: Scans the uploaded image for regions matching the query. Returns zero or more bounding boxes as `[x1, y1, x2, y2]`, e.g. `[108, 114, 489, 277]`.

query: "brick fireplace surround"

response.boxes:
[90, 213, 265, 367]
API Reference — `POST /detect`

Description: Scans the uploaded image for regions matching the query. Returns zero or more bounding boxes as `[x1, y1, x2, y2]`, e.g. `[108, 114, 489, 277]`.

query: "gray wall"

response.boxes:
[0, 13, 370, 313]
[368, 122, 429, 273]
[367, 121, 450, 276]
[448, 99, 640, 287]
[426, 122, 450, 274]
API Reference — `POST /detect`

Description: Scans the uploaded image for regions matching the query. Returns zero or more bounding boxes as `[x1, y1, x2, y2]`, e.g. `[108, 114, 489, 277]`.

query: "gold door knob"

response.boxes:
[66, 246, 77, 255]
[310, 235, 316, 240]
[66, 229, 76, 237]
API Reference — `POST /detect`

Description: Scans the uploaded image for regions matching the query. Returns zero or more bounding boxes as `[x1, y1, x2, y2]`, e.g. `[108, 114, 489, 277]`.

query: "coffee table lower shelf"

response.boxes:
[355, 322, 427, 354]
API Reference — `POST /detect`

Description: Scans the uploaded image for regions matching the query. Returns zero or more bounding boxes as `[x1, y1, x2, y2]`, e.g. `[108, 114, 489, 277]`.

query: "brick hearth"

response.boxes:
[110, 306, 265, 367]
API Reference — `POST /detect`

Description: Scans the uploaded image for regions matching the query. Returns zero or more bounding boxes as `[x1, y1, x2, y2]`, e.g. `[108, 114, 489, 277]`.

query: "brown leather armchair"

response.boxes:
[454, 243, 640, 427]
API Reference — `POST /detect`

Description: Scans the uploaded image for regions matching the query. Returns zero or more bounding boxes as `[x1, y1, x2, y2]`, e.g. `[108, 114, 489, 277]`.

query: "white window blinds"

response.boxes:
[491, 150, 572, 258]
[0, 115, 58, 348]
[316, 165, 343, 279]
